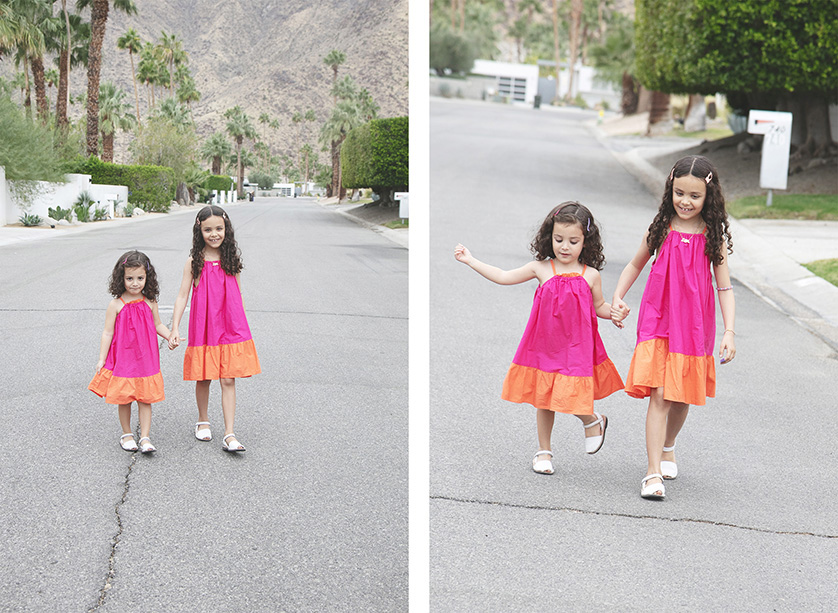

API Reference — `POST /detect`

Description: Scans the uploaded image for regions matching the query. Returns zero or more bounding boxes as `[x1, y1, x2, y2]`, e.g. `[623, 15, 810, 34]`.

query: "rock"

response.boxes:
[57, 219, 71, 226]
[44, 216, 58, 226]
[132, 208, 145, 216]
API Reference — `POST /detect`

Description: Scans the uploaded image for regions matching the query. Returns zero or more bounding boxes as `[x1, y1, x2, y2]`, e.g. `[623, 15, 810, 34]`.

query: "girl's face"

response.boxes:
[200, 215, 226, 250]
[551, 221, 585, 264]
[672, 174, 707, 225]
[123, 266, 146, 298]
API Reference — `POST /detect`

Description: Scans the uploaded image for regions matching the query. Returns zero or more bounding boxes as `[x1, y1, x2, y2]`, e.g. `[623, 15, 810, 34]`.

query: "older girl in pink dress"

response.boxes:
[455, 202, 623, 476]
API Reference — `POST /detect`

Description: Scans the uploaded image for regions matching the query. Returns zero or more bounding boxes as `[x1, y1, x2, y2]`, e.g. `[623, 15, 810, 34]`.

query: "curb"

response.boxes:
[317, 200, 409, 249]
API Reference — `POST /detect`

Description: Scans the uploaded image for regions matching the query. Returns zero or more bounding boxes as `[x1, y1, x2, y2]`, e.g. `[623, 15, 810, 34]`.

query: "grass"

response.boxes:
[803, 259, 838, 288]
[667, 125, 734, 141]
[727, 194, 838, 221]
[384, 219, 408, 229]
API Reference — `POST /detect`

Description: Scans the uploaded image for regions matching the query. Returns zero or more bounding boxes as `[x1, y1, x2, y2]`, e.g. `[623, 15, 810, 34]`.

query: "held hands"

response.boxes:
[719, 330, 736, 364]
[168, 331, 181, 351]
[610, 298, 631, 328]
[454, 243, 473, 265]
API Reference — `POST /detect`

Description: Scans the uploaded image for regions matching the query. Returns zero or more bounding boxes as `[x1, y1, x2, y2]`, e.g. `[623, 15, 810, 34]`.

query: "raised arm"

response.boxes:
[169, 258, 194, 348]
[713, 253, 736, 363]
[454, 244, 538, 286]
[611, 233, 652, 328]
[96, 299, 120, 371]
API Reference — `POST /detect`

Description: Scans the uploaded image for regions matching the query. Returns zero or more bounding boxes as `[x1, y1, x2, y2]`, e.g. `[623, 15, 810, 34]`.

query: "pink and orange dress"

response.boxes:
[89, 298, 165, 405]
[183, 260, 260, 381]
[625, 227, 715, 405]
[502, 261, 624, 415]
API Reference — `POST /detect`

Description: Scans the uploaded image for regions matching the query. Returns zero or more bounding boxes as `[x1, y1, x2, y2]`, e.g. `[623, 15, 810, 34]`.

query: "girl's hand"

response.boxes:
[95, 359, 105, 372]
[719, 330, 736, 364]
[610, 298, 630, 328]
[454, 244, 472, 264]
[168, 332, 180, 350]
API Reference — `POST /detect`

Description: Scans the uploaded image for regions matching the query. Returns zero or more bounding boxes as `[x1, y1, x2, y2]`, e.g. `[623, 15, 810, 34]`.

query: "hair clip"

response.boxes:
[122, 257, 128, 265]
[705, 172, 713, 184]
[669, 168, 675, 181]
[586, 218, 591, 232]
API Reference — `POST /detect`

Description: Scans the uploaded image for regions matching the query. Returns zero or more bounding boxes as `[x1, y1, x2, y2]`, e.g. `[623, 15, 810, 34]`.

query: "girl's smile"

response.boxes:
[123, 266, 146, 297]
[201, 215, 226, 249]
[672, 175, 707, 228]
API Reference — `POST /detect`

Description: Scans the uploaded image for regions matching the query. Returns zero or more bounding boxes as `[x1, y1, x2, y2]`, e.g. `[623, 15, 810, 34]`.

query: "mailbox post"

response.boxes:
[746, 110, 793, 206]
[394, 192, 409, 221]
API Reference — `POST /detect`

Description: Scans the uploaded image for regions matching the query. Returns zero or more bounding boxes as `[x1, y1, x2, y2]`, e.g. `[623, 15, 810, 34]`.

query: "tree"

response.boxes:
[0, 95, 65, 183]
[130, 113, 197, 183]
[200, 132, 232, 175]
[53, 9, 89, 131]
[429, 24, 476, 75]
[636, 0, 838, 157]
[224, 105, 257, 197]
[154, 97, 192, 131]
[323, 49, 346, 91]
[116, 27, 142, 126]
[98, 81, 136, 162]
[588, 12, 638, 114]
[319, 99, 364, 200]
[78, 0, 138, 157]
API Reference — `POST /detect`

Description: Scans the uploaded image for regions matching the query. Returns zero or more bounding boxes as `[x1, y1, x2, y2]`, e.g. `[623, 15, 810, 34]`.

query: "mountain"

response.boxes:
[24, 0, 409, 166]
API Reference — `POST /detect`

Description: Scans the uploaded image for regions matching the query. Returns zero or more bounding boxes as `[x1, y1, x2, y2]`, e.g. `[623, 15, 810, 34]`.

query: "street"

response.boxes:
[0, 198, 408, 611]
[430, 99, 838, 611]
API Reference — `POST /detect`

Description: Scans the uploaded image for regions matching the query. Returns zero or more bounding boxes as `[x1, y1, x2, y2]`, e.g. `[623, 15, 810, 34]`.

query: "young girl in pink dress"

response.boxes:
[611, 155, 736, 500]
[455, 202, 623, 475]
[170, 205, 260, 452]
[90, 251, 173, 453]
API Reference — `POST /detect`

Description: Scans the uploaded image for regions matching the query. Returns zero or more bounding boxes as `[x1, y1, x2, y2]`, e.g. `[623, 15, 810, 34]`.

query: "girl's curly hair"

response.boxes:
[191, 205, 243, 279]
[529, 201, 605, 270]
[108, 250, 159, 301]
[647, 155, 733, 265]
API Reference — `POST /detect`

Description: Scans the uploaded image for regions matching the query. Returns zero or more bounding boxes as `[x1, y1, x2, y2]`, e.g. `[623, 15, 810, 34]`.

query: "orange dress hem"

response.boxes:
[625, 338, 715, 406]
[88, 369, 165, 405]
[502, 359, 624, 415]
[184, 338, 261, 381]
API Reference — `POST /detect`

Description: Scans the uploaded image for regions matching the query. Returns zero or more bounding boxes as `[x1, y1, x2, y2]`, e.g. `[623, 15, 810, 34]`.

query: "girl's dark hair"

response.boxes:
[109, 250, 159, 301]
[530, 201, 606, 270]
[191, 205, 243, 278]
[647, 155, 733, 265]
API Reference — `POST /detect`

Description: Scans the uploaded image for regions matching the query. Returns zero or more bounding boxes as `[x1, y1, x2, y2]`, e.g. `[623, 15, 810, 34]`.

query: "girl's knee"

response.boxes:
[219, 377, 235, 388]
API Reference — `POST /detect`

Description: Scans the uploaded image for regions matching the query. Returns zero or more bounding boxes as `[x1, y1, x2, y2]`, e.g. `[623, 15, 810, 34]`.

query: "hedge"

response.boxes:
[341, 116, 408, 195]
[204, 174, 233, 192]
[68, 156, 176, 212]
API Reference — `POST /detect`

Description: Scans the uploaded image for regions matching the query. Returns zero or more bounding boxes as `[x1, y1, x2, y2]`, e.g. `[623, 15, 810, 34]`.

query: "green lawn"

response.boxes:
[804, 259, 838, 288]
[384, 219, 408, 229]
[727, 193, 838, 221]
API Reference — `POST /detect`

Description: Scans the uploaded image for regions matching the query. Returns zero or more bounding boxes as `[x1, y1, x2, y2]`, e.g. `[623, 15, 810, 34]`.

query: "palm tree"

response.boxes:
[78, 0, 138, 156]
[53, 8, 89, 131]
[224, 106, 257, 198]
[176, 76, 200, 108]
[7, 0, 54, 124]
[154, 97, 192, 130]
[137, 41, 162, 110]
[319, 99, 363, 200]
[323, 49, 346, 100]
[157, 31, 186, 94]
[200, 132, 232, 175]
[116, 27, 142, 126]
[98, 81, 136, 162]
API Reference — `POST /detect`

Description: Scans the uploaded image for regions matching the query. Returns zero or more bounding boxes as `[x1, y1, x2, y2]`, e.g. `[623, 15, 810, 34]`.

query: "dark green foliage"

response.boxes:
[0, 96, 65, 183]
[248, 170, 275, 190]
[636, 0, 838, 100]
[48, 206, 73, 221]
[341, 117, 408, 196]
[204, 174, 233, 192]
[430, 25, 477, 76]
[67, 156, 176, 212]
[19, 213, 43, 226]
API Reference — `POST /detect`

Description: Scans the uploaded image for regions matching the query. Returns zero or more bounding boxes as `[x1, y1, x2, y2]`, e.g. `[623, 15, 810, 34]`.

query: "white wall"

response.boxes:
[2, 172, 126, 224]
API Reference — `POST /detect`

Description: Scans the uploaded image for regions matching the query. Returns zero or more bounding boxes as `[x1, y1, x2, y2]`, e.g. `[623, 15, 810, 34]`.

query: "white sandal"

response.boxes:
[222, 433, 246, 452]
[532, 450, 554, 474]
[119, 433, 138, 452]
[661, 444, 678, 480]
[195, 421, 212, 441]
[138, 437, 156, 454]
[641, 474, 665, 500]
[583, 412, 608, 454]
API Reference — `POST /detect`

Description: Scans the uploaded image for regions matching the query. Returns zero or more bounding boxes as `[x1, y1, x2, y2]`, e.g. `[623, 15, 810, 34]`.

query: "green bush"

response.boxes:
[67, 156, 176, 212]
[204, 174, 233, 192]
[48, 206, 73, 221]
[341, 116, 408, 203]
[248, 170, 275, 190]
[19, 213, 42, 226]
[430, 25, 477, 76]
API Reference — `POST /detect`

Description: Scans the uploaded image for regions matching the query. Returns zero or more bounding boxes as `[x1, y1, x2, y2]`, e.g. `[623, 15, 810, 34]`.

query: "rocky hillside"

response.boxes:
[53, 0, 408, 165]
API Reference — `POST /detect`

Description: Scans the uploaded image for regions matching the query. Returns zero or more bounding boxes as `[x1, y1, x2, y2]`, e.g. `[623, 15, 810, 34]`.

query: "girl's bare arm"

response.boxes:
[714, 254, 736, 363]
[169, 258, 194, 347]
[611, 233, 652, 327]
[96, 299, 120, 370]
[454, 244, 539, 285]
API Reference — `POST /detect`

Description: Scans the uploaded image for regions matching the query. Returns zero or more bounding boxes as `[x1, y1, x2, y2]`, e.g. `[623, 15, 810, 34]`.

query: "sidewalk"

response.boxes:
[590, 113, 838, 349]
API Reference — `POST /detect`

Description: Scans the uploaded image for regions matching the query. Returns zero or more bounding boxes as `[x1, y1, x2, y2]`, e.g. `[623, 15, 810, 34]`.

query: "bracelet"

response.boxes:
[724, 329, 735, 335]
[716, 286, 733, 291]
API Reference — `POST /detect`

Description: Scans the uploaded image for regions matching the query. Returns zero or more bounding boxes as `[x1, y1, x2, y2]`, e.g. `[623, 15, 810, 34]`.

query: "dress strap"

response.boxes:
[118, 297, 126, 305]
[550, 260, 557, 276]
[581, 264, 587, 275]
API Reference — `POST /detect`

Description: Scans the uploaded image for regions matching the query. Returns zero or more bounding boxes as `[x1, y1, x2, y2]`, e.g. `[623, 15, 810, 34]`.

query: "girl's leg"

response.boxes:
[645, 387, 671, 482]
[577, 414, 603, 437]
[219, 377, 238, 439]
[138, 402, 152, 440]
[118, 403, 132, 434]
[195, 380, 211, 423]
[536, 408, 555, 459]
[663, 403, 689, 464]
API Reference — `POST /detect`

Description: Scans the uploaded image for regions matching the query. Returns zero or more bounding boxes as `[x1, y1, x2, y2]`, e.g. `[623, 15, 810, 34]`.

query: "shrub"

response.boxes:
[48, 206, 73, 221]
[341, 116, 408, 205]
[204, 174, 233, 192]
[67, 157, 175, 212]
[93, 206, 109, 221]
[74, 191, 93, 222]
[248, 170, 275, 190]
[19, 213, 42, 226]
[430, 25, 477, 76]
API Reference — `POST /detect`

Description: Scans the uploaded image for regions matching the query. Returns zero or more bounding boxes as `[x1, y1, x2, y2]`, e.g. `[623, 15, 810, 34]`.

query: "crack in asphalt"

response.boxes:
[89, 451, 139, 612]
[431, 495, 838, 539]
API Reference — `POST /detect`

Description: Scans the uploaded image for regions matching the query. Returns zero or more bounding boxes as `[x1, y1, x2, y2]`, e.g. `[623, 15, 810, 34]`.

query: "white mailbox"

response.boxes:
[747, 110, 793, 191]
[394, 191, 409, 219]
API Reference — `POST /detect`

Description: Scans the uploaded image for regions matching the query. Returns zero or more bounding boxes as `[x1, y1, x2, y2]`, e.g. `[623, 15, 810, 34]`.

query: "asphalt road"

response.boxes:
[430, 99, 838, 611]
[0, 198, 408, 612]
